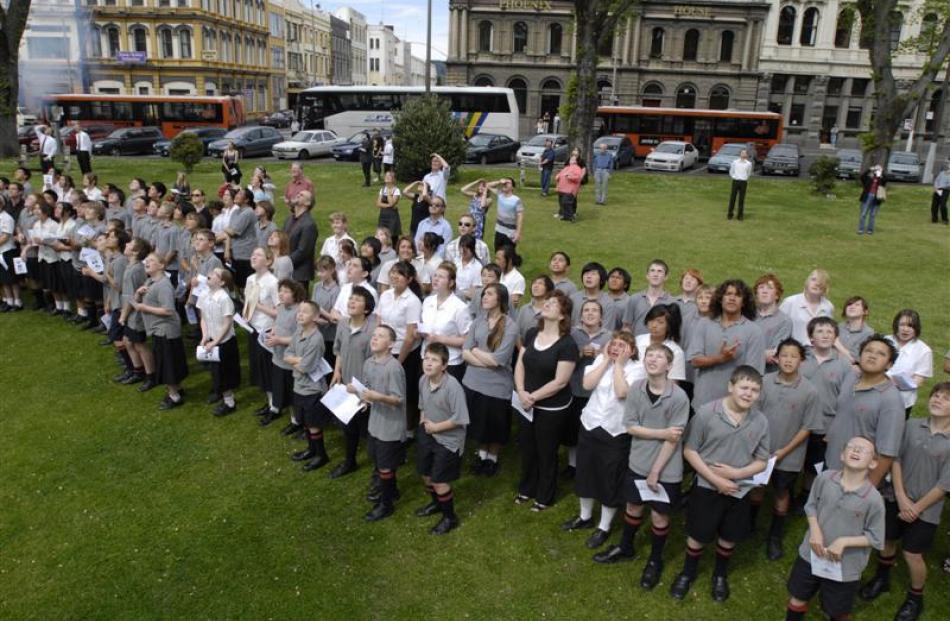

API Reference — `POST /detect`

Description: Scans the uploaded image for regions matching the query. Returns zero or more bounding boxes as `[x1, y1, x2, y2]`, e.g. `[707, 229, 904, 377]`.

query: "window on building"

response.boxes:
[834, 8, 854, 48]
[800, 8, 819, 46]
[846, 106, 863, 128]
[719, 30, 734, 62]
[131, 26, 148, 53]
[598, 30, 614, 58]
[548, 24, 562, 55]
[777, 6, 796, 45]
[177, 29, 192, 58]
[919, 13, 939, 53]
[90, 27, 102, 57]
[789, 103, 805, 126]
[675, 84, 696, 109]
[129, 0, 144, 6]
[478, 21, 493, 52]
[851, 78, 869, 97]
[709, 85, 730, 110]
[26, 37, 68, 59]
[597, 79, 613, 105]
[770, 74, 788, 94]
[888, 12, 902, 51]
[683, 29, 699, 61]
[642, 83, 663, 107]
[768, 102, 783, 115]
[513, 21, 528, 53]
[650, 27, 664, 58]
[474, 76, 494, 87]
[159, 0, 171, 6]
[794, 75, 812, 94]
[827, 77, 844, 96]
[159, 27, 174, 58]
[106, 26, 120, 56]
[507, 77, 527, 113]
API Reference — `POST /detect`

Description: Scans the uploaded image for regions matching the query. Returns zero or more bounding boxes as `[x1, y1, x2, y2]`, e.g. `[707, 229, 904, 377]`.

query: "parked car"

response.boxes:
[331, 129, 393, 161]
[464, 133, 521, 164]
[261, 110, 294, 128]
[272, 130, 346, 160]
[762, 143, 803, 176]
[91, 126, 164, 156]
[18, 125, 38, 152]
[207, 126, 284, 158]
[60, 124, 116, 154]
[885, 151, 922, 183]
[835, 148, 863, 179]
[152, 127, 228, 157]
[17, 106, 37, 127]
[707, 142, 759, 174]
[644, 141, 699, 171]
[516, 133, 569, 167]
[592, 134, 634, 169]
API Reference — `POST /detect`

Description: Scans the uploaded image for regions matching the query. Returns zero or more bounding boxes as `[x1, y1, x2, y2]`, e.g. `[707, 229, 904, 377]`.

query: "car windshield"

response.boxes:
[655, 144, 684, 154]
[717, 145, 745, 156]
[107, 129, 129, 138]
[224, 129, 250, 139]
[468, 135, 494, 146]
[526, 135, 553, 146]
[291, 132, 315, 141]
[837, 151, 862, 162]
[595, 139, 619, 149]
[770, 147, 797, 156]
[346, 132, 368, 143]
[890, 154, 918, 165]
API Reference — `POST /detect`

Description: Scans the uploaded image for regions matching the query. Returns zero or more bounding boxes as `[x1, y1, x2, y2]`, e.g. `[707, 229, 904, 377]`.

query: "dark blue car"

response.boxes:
[153, 127, 229, 157]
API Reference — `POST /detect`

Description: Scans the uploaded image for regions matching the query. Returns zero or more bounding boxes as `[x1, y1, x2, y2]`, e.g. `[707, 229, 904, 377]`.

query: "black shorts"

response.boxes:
[368, 436, 406, 471]
[771, 469, 799, 493]
[124, 325, 147, 343]
[0, 249, 17, 285]
[247, 331, 273, 392]
[884, 501, 938, 554]
[787, 555, 859, 617]
[686, 486, 751, 544]
[464, 387, 511, 445]
[107, 309, 124, 342]
[624, 469, 680, 515]
[271, 365, 295, 411]
[574, 426, 630, 507]
[415, 427, 461, 483]
[804, 433, 826, 470]
[294, 392, 330, 428]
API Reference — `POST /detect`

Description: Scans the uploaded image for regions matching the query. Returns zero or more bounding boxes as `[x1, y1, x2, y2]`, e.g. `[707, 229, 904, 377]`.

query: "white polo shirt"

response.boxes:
[377, 287, 422, 355]
[420, 292, 472, 366]
[635, 333, 687, 382]
[886, 336, 934, 409]
[779, 292, 835, 345]
[580, 355, 645, 436]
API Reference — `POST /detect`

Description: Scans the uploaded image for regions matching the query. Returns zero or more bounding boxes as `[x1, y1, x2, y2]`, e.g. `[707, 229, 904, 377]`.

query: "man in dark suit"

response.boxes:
[282, 190, 318, 291]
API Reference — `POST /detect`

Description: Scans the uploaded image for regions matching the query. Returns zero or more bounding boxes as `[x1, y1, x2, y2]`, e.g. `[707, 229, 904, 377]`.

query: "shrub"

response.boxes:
[169, 132, 204, 173]
[391, 94, 467, 182]
[809, 155, 839, 195]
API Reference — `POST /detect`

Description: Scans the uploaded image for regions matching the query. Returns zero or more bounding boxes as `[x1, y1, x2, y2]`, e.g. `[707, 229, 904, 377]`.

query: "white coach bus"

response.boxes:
[296, 86, 520, 141]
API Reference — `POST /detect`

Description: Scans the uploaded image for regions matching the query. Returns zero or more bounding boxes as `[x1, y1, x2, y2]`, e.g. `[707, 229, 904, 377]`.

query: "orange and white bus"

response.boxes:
[596, 106, 783, 159]
[41, 94, 245, 139]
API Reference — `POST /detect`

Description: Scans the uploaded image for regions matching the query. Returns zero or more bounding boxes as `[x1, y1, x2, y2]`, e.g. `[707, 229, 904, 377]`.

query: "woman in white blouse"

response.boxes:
[419, 262, 472, 382]
[779, 269, 834, 346]
[243, 247, 279, 413]
[376, 260, 424, 432]
[495, 244, 525, 307]
[886, 308, 934, 417]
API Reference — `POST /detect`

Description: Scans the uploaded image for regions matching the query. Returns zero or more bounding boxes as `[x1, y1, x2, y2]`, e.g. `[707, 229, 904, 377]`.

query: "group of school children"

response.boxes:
[2, 165, 947, 621]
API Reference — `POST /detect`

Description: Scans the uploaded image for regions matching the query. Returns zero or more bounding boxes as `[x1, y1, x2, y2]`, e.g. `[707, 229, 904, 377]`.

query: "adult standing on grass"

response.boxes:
[282, 190, 317, 291]
[556, 154, 585, 223]
[727, 149, 752, 220]
[539, 139, 556, 197]
[371, 130, 385, 184]
[376, 170, 402, 238]
[460, 178, 493, 240]
[487, 177, 524, 252]
[283, 163, 313, 210]
[221, 141, 241, 185]
[858, 164, 887, 235]
[592, 142, 614, 205]
[423, 153, 451, 203]
[73, 122, 93, 176]
[382, 136, 395, 174]
[358, 132, 373, 187]
[35, 126, 58, 174]
[930, 161, 950, 224]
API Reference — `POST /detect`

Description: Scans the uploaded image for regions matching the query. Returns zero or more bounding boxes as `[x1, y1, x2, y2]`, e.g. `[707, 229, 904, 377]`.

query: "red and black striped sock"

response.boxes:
[713, 543, 734, 577]
[785, 601, 807, 620]
[308, 429, 325, 457]
[683, 543, 703, 579]
[769, 511, 787, 539]
[908, 585, 924, 603]
[437, 490, 456, 519]
[618, 511, 643, 553]
[649, 523, 670, 563]
[378, 470, 396, 507]
[876, 553, 896, 580]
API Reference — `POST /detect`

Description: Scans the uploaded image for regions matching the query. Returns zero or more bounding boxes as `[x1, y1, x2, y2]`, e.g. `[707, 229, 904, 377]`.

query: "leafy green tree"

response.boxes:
[169, 132, 204, 173]
[808, 155, 839, 195]
[391, 94, 467, 183]
[0, 1, 33, 158]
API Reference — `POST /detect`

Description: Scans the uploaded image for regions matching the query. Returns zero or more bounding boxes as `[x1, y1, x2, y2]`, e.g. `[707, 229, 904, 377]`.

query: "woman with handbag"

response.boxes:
[858, 164, 887, 235]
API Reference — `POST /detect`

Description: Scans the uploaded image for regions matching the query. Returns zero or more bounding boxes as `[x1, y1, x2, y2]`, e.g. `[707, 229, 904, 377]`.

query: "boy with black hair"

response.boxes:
[569, 261, 614, 328]
[547, 250, 576, 297]
[858, 382, 950, 621]
[784, 435, 885, 621]
[414, 342, 470, 534]
[605, 267, 631, 331]
[670, 365, 770, 603]
[750, 338, 822, 561]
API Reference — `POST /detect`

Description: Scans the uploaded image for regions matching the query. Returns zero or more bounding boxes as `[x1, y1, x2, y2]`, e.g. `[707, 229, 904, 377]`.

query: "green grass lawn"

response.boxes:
[1, 156, 948, 620]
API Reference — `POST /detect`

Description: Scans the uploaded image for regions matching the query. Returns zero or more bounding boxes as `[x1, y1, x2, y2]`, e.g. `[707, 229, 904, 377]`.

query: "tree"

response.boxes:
[856, 0, 950, 166]
[0, 0, 32, 158]
[391, 94, 467, 183]
[169, 132, 205, 173]
[565, 0, 638, 160]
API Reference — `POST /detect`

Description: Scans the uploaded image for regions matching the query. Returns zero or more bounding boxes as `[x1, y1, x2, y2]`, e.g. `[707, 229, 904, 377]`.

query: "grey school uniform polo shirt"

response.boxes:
[418, 373, 469, 454]
[893, 418, 950, 525]
[801, 350, 854, 432]
[515, 303, 542, 340]
[288, 327, 327, 395]
[623, 290, 675, 336]
[107, 254, 128, 311]
[622, 379, 690, 483]
[553, 279, 577, 298]
[122, 261, 147, 331]
[333, 315, 377, 384]
[364, 355, 407, 443]
[271, 304, 299, 370]
[687, 315, 766, 409]
[824, 374, 905, 471]
[685, 399, 771, 496]
[227, 206, 257, 261]
[155, 223, 180, 271]
[141, 277, 180, 338]
[755, 309, 793, 352]
[571, 291, 617, 334]
[799, 470, 885, 582]
[462, 315, 519, 400]
[838, 322, 875, 362]
[759, 372, 822, 472]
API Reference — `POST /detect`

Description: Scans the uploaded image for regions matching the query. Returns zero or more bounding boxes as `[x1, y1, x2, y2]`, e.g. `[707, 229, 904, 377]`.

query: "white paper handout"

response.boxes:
[13, 257, 28, 275]
[100, 313, 112, 330]
[233, 312, 254, 333]
[810, 551, 844, 582]
[635, 479, 671, 503]
[351, 376, 368, 398]
[185, 304, 198, 325]
[511, 390, 533, 422]
[321, 384, 362, 425]
[76, 224, 96, 239]
[748, 456, 777, 487]
[887, 371, 917, 391]
[257, 329, 274, 353]
[416, 322, 433, 336]
[307, 357, 334, 383]
[814, 461, 825, 475]
[196, 345, 221, 362]
[81, 248, 104, 273]
[192, 274, 210, 299]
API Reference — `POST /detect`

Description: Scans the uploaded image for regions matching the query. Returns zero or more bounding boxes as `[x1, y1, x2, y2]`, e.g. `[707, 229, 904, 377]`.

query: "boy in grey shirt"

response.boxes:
[414, 342, 469, 535]
[285, 301, 331, 472]
[359, 325, 407, 522]
[785, 435, 884, 621]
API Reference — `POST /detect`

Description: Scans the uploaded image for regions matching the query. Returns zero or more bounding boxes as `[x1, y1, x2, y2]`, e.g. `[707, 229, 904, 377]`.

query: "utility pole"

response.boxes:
[424, 0, 431, 93]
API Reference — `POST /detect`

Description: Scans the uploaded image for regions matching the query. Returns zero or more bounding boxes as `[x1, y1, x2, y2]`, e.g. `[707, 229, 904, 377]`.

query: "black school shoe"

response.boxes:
[292, 448, 317, 462]
[482, 460, 499, 477]
[281, 422, 302, 436]
[414, 501, 440, 517]
[766, 537, 784, 561]
[711, 575, 730, 602]
[640, 560, 663, 590]
[301, 455, 330, 472]
[859, 574, 890, 601]
[470, 457, 486, 475]
[367, 487, 401, 504]
[669, 572, 693, 600]
[364, 503, 395, 522]
[429, 516, 459, 535]
[561, 516, 595, 531]
[259, 410, 282, 427]
[213, 402, 237, 417]
[329, 461, 357, 479]
[593, 545, 635, 564]
[158, 395, 184, 411]
[206, 392, 223, 405]
[137, 377, 158, 392]
[894, 596, 924, 621]
[586, 529, 610, 549]
[253, 403, 271, 416]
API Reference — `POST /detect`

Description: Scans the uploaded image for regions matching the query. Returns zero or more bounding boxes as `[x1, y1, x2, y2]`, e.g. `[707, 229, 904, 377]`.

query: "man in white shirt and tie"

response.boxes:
[35, 125, 58, 173]
[727, 149, 753, 221]
[73, 122, 93, 175]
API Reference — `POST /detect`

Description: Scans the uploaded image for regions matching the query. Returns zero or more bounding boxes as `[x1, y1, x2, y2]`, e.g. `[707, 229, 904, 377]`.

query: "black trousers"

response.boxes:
[728, 179, 748, 218]
[360, 159, 372, 186]
[40, 156, 53, 173]
[931, 191, 948, 223]
[77, 151, 92, 175]
[518, 409, 565, 506]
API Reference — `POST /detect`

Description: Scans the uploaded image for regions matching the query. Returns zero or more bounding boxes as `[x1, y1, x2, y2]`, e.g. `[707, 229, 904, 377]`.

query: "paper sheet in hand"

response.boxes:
[810, 551, 844, 582]
[185, 304, 198, 325]
[416, 322, 433, 335]
[76, 224, 96, 239]
[887, 371, 917, 391]
[100, 313, 112, 330]
[233, 312, 254, 333]
[257, 329, 274, 353]
[351, 377, 368, 398]
[307, 357, 334, 383]
[749, 456, 777, 486]
[635, 479, 670, 503]
[192, 274, 210, 299]
[814, 461, 825, 475]
[0, 254, 6, 270]
[321, 384, 362, 425]
[511, 390, 533, 422]
[196, 345, 220, 362]
[81, 248, 104, 273]
[13, 258, 28, 275]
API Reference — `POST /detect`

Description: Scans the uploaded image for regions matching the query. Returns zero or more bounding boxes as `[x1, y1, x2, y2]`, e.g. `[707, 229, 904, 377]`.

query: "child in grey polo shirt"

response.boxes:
[785, 436, 885, 621]
[414, 342, 469, 535]
[671, 365, 770, 603]
[858, 382, 950, 621]
[359, 325, 407, 522]
[749, 338, 822, 562]
[285, 301, 331, 472]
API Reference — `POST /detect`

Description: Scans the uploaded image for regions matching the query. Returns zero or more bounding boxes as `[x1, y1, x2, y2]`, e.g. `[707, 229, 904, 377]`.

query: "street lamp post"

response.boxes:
[424, 0, 432, 93]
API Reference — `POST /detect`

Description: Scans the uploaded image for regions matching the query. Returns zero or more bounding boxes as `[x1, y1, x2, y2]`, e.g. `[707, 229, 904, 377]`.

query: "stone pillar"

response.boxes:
[461, 9, 468, 56]
[630, 14, 641, 65]
[808, 75, 828, 144]
[622, 15, 631, 65]
[741, 20, 752, 71]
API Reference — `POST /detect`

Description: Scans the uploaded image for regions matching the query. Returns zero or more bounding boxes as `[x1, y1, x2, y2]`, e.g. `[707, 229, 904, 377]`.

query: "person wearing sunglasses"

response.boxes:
[444, 214, 489, 266]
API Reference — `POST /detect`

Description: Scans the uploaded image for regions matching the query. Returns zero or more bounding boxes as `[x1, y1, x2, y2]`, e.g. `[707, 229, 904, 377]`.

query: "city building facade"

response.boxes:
[334, 7, 368, 85]
[330, 14, 352, 84]
[18, 0, 87, 109]
[283, 0, 332, 107]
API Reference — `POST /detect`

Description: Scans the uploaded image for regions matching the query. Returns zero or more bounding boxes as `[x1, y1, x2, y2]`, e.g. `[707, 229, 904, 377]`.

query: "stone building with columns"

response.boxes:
[446, 0, 772, 138]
